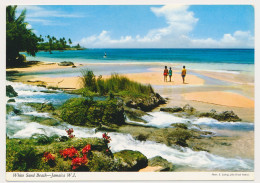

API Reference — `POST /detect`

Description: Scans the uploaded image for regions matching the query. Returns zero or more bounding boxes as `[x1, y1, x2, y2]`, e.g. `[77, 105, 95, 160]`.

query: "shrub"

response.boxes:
[80, 70, 97, 92]
[6, 140, 42, 171]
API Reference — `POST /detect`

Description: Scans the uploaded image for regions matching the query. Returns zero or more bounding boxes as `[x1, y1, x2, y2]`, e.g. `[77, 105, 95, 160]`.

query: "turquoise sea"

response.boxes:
[22, 48, 254, 77]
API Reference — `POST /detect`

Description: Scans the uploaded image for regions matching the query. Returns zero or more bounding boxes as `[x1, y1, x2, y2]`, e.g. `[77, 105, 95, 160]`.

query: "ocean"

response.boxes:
[22, 48, 254, 76]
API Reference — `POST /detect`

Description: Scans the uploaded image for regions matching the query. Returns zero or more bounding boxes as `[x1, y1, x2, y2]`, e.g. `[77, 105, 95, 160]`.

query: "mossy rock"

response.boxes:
[160, 107, 183, 113]
[7, 99, 16, 103]
[198, 110, 241, 122]
[171, 123, 188, 129]
[58, 61, 74, 66]
[60, 98, 125, 127]
[114, 150, 148, 171]
[124, 107, 149, 123]
[148, 156, 174, 171]
[6, 104, 20, 114]
[6, 85, 18, 97]
[165, 128, 192, 147]
[25, 102, 55, 112]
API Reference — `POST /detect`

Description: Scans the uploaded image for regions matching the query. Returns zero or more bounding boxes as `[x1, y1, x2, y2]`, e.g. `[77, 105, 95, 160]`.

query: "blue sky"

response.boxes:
[17, 5, 254, 48]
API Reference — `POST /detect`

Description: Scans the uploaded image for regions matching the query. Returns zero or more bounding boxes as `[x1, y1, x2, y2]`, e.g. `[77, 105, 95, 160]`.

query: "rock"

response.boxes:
[182, 104, 195, 113]
[6, 85, 18, 97]
[25, 102, 55, 112]
[6, 104, 20, 114]
[60, 98, 125, 127]
[58, 61, 74, 66]
[7, 99, 15, 103]
[148, 156, 174, 171]
[160, 106, 183, 113]
[124, 93, 166, 112]
[114, 150, 148, 171]
[199, 110, 241, 122]
[171, 123, 188, 129]
[216, 110, 241, 122]
[72, 65, 76, 68]
[124, 107, 149, 123]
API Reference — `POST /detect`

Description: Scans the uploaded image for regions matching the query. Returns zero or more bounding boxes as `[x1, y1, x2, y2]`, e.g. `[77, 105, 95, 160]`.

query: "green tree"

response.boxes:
[6, 5, 40, 67]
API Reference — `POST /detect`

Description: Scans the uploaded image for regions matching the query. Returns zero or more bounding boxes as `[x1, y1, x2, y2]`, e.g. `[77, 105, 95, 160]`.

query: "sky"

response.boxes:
[17, 5, 254, 48]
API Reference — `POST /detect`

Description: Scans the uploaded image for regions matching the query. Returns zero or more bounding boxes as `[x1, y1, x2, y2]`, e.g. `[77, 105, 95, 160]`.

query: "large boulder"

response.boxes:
[114, 150, 148, 171]
[58, 61, 74, 66]
[6, 85, 18, 97]
[148, 156, 174, 171]
[60, 98, 125, 127]
[125, 93, 166, 112]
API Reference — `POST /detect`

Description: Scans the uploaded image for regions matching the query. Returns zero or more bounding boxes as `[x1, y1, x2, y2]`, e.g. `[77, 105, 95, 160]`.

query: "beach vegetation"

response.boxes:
[6, 133, 149, 172]
[80, 70, 154, 98]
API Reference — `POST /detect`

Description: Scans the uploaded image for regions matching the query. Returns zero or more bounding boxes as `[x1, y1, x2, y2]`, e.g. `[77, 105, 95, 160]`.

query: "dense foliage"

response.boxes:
[6, 5, 40, 67]
[60, 98, 125, 127]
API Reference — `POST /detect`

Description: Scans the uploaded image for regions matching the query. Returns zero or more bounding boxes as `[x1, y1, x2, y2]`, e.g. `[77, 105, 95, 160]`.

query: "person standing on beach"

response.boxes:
[181, 66, 186, 83]
[169, 67, 173, 82]
[163, 66, 169, 82]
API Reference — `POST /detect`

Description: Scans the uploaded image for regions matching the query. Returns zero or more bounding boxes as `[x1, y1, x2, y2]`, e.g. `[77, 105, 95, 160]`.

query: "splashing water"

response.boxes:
[6, 81, 254, 171]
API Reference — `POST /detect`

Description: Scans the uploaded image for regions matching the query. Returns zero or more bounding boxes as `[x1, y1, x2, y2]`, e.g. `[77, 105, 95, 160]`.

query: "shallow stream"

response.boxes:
[6, 81, 254, 171]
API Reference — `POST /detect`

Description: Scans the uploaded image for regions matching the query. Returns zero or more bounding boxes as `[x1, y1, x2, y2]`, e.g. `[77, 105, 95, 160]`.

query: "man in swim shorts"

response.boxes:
[181, 66, 186, 84]
[163, 66, 168, 82]
[169, 67, 173, 82]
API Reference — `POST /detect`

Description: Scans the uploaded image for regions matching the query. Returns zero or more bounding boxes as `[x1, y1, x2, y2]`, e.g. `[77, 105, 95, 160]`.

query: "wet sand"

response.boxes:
[8, 61, 254, 122]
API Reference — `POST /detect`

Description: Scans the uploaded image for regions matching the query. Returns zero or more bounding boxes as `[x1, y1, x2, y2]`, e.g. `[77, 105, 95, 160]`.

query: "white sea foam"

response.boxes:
[6, 81, 254, 171]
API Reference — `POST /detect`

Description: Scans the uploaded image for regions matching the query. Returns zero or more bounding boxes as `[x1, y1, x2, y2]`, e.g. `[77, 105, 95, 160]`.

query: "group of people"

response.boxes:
[163, 66, 186, 83]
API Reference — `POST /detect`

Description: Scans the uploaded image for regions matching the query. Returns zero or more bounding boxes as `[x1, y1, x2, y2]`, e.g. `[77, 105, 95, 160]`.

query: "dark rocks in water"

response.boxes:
[124, 107, 149, 123]
[125, 93, 166, 112]
[165, 128, 192, 147]
[7, 99, 16, 103]
[26, 102, 55, 113]
[199, 110, 241, 122]
[160, 104, 241, 122]
[72, 65, 76, 68]
[6, 85, 18, 97]
[60, 98, 125, 127]
[148, 156, 174, 171]
[182, 104, 196, 113]
[171, 123, 188, 129]
[114, 150, 148, 171]
[160, 106, 183, 113]
[58, 61, 74, 66]
[6, 104, 20, 114]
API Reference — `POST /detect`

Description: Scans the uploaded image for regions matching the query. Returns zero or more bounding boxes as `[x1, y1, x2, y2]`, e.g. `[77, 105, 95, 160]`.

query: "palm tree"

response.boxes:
[6, 5, 40, 67]
[68, 38, 72, 45]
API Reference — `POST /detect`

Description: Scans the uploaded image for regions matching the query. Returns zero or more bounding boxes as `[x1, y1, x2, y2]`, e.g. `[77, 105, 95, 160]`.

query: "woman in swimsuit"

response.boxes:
[163, 66, 168, 82]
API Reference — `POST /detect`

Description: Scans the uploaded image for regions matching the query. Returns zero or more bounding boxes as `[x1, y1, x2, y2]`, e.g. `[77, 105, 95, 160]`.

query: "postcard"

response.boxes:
[3, 1, 257, 182]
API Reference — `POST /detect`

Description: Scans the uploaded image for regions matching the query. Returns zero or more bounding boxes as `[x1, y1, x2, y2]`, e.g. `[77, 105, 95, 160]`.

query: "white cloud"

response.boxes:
[79, 5, 254, 48]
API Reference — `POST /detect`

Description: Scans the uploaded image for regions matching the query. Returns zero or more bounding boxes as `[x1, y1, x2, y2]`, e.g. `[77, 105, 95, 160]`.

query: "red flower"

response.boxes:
[60, 146, 78, 159]
[102, 133, 111, 143]
[43, 152, 55, 162]
[66, 128, 75, 138]
[82, 144, 91, 154]
[71, 155, 88, 170]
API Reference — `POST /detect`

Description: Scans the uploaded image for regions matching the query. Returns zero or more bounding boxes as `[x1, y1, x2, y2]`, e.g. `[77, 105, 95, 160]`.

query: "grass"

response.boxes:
[80, 70, 154, 98]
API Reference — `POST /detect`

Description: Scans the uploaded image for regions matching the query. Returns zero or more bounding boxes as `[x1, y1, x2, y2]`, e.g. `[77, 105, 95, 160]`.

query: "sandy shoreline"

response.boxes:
[7, 61, 254, 122]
